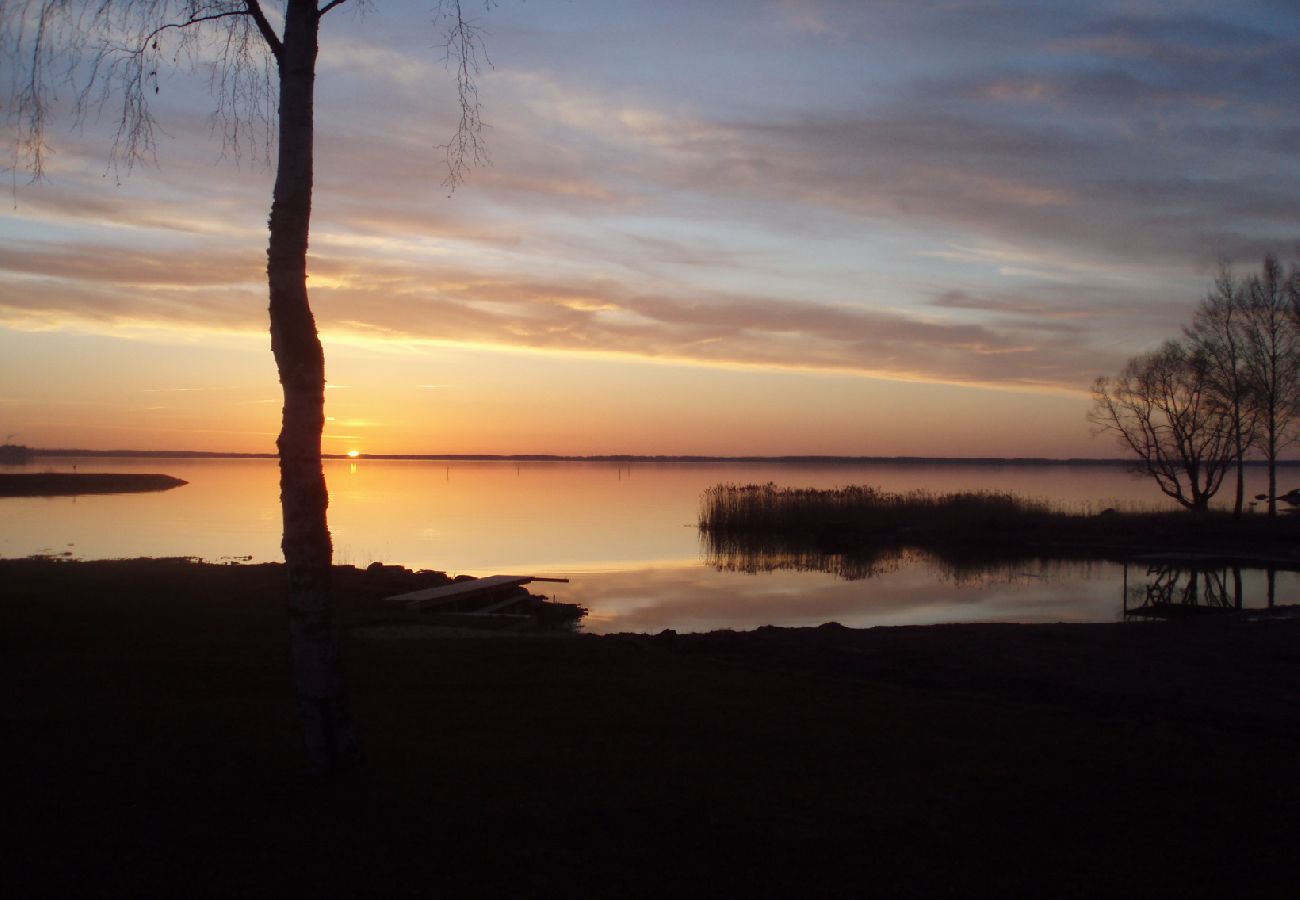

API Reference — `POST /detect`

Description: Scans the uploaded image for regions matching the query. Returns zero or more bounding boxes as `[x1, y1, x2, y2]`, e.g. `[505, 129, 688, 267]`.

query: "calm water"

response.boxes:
[3, 457, 1295, 632]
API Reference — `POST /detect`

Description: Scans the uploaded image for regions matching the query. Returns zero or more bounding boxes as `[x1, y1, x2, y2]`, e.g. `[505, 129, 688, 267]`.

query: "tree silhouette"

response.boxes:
[1090, 340, 1234, 513]
[1183, 266, 1258, 517]
[1241, 254, 1300, 516]
[2, 0, 490, 775]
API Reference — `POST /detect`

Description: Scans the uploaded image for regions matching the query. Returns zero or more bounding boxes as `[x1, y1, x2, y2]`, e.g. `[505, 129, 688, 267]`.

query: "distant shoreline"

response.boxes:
[16, 447, 1300, 466]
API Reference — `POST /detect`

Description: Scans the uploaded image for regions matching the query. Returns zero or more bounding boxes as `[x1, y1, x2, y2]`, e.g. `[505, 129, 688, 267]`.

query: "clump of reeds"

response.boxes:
[699, 483, 1057, 540]
[698, 484, 1068, 580]
[697, 482, 1300, 577]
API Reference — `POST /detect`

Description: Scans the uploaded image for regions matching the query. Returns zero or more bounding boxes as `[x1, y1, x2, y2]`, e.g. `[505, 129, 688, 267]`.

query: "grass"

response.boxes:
[698, 483, 1300, 576]
[4, 557, 1300, 898]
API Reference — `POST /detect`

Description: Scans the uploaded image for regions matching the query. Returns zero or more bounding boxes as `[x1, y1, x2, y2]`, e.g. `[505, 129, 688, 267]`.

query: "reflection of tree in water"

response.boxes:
[702, 518, 1296, 614]
[1118, 561, 1300, 619]
[1133, 565, 1237, 613]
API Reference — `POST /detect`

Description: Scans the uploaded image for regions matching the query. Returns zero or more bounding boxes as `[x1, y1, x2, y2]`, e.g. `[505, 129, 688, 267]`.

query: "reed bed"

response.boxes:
[698, 483, 1300, 575]
[699, 483, 1057, 538]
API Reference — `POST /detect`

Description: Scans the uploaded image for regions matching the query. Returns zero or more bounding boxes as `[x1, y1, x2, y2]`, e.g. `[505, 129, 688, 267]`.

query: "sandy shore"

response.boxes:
[4, 557, 1298, 898]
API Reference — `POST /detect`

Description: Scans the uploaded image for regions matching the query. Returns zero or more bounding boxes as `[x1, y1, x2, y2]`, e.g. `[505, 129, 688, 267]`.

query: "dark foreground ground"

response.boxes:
[4, 558, 1299, 899]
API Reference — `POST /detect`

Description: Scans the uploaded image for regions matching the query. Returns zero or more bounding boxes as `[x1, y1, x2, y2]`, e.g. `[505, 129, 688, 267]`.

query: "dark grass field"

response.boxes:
[4, 557, 1300, 898]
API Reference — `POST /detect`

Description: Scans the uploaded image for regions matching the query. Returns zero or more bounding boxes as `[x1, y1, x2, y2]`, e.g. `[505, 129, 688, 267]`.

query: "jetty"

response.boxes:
[378, 574, 577, 630]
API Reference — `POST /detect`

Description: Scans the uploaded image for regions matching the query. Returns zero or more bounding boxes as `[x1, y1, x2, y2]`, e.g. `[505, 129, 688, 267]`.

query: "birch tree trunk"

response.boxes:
[0, 0, 494, 777]
[267, 0, 359, 776]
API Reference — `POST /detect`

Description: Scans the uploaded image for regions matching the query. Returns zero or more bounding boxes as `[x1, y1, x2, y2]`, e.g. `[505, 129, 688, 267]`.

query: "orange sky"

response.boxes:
[0, 323, 1094, 456]
[2, 2, 1296, 457]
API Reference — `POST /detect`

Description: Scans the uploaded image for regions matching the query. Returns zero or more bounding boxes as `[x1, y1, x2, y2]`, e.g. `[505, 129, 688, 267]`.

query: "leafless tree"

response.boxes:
[1241, 254, 1300, 516]
[1090, 340, 1234, 513]
[1183, 266, 1259, 517]
[2, 0, 491, 776]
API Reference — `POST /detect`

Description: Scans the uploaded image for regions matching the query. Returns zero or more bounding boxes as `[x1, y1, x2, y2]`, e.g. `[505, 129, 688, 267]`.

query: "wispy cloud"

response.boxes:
[3, 0, 1296, 421]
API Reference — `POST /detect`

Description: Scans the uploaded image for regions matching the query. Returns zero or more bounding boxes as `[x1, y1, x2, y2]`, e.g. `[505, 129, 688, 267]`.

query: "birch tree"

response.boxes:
[1183, 266, 1257, 517]
[1241, 254, 1300, 517]
[2, 0, 490, 776]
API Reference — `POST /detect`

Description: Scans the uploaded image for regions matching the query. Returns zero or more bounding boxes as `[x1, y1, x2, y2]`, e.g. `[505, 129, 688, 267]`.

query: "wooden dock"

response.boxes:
[378, 574, 576, 631]
[385, 574, 570, 609]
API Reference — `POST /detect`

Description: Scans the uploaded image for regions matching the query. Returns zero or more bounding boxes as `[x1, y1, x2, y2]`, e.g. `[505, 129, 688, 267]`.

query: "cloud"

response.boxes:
[930, 289, 1086, 320]
[773, 0, 835, 38]
[0, 226, 1119, 390]
[1055, 13, 1294, 70]
[307, 264, 1118, 390]
[501, 5, 1299, 267]
[0, 243, 261, 289]
[4, 0, 1296, 406]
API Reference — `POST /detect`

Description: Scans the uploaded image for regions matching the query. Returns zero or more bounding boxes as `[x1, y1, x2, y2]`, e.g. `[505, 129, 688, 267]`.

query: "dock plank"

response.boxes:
[385, 574, 569, 610]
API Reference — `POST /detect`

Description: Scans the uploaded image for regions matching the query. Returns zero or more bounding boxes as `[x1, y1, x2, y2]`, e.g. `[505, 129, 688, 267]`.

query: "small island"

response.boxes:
[0, 472, 188, 497]
[0, 443, 34, 464]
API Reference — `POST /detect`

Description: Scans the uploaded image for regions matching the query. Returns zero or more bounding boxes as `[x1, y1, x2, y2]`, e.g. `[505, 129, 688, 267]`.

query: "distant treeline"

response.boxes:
[22, 448, 1300, 466]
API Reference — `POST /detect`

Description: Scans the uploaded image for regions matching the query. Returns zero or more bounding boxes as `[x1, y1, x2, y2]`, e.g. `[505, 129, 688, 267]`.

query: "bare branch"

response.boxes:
[3, 0, 71, 179]
[1090, 341, 1234, 512]
[3, 1, 280, 182]
[1240, 253, 1300, 513]
[434, 0, 493, 192]
[242, 0, 281, 61]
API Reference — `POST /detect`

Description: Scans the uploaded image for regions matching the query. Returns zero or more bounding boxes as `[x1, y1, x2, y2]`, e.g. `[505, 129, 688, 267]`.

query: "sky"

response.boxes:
[2, 0, 1299, 457]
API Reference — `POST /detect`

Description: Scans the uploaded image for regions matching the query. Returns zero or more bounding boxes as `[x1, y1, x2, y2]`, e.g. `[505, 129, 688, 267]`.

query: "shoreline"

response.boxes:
[4, 556, 1299, 896]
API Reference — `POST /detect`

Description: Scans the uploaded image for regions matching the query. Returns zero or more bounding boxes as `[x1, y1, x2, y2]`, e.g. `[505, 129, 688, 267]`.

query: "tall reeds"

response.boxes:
[699, 483, 1057, 538]
[698, 483, 1300, 578]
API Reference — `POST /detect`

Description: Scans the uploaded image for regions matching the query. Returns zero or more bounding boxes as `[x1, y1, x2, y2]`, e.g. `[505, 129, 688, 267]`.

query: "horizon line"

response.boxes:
[12, 446, 1300, 466]
[0, 446, 1182, 466]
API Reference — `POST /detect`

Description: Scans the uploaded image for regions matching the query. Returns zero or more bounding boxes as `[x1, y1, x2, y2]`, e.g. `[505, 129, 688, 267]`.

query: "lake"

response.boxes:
[3, 457, 1296, 632]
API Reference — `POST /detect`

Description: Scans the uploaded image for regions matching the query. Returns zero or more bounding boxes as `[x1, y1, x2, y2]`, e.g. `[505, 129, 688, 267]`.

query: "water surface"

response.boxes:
[3, 457, 1295, 631]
